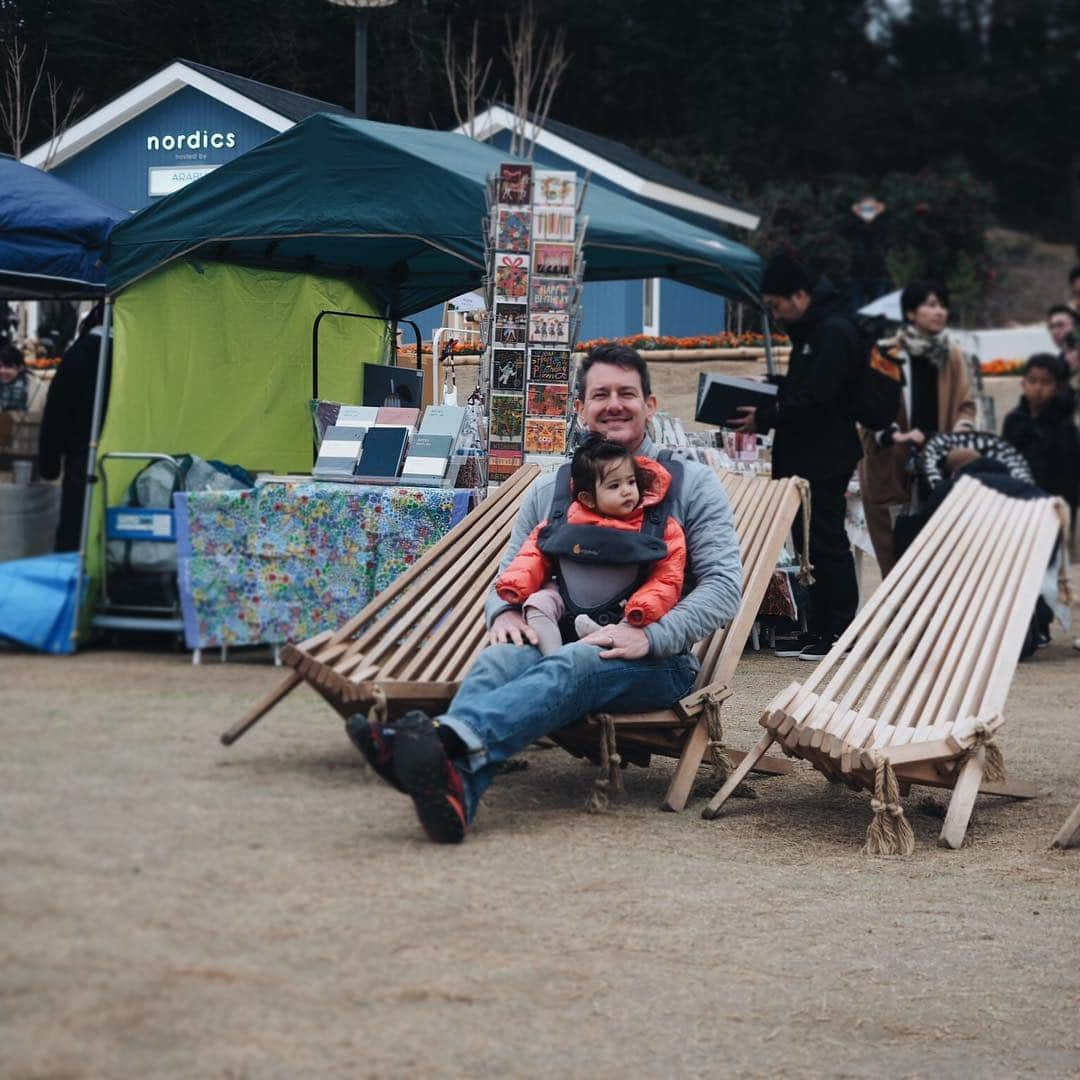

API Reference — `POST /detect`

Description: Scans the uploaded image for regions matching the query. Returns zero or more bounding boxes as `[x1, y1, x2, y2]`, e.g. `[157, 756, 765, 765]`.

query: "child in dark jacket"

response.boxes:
[1002, 354, 1079, 512]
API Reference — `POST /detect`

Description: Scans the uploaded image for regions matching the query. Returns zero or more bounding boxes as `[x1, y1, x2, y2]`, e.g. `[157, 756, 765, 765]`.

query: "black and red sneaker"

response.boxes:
[392, 710, 468, 844]
[344, 714, 406, 793]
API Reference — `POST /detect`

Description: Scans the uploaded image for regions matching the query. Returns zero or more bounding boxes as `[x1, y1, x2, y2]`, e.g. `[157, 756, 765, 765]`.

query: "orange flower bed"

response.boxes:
[398, 340, 482, 357]
[575, 331, 789, 352]
[980, 358, 1025, 375]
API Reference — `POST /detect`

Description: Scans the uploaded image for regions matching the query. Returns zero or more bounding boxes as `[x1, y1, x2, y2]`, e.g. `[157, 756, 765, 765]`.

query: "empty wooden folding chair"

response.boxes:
[220, 464, 542, 744]
[703, 475, 1068, 852]
[552, 470, 807, 813]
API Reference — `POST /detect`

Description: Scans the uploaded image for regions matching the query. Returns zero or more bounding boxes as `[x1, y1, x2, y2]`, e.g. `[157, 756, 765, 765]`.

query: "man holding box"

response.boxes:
[728, 252, 863, 661]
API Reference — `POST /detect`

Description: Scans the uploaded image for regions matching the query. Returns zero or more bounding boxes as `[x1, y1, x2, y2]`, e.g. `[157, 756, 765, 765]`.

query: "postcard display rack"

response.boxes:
[484, 163, 586, 483]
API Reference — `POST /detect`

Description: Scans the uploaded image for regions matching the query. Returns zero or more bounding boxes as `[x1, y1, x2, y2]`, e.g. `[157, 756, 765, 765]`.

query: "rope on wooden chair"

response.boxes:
[864, 754, 915, 856]
[584, 713, 624, 814]
[960, 721, 1006, 783]
[794, 477, 816, 586]
[703, 690, 756, 799]
[369, 685, 389, 727]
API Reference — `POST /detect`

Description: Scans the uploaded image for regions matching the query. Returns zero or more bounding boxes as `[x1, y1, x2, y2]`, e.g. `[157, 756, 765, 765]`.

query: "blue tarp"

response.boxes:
[0, 553, 82, 654]
[0, 158, 126, 299]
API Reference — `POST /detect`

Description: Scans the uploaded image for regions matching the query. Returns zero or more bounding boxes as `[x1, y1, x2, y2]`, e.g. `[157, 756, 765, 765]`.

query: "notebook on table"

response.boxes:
[313, 425, 367, 477]
[354, 425, 410, 481]
[400, 434, 455, 484]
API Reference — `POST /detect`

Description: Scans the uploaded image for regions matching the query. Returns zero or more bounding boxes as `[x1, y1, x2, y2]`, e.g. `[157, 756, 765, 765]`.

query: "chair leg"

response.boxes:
[701, 734, 774, 820]
[1051, 800, 1080, 849]
[660, 717, 710, 813]
[939, 747, 985, 849]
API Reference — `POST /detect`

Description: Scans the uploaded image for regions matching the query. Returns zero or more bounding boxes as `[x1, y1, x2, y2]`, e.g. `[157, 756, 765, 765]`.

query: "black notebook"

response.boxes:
[355, 425, 409, 479]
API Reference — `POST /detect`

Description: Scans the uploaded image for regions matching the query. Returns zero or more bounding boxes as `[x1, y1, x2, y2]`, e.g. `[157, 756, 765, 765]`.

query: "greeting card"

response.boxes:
[496, 209, 531, 253]
[524, 418, 568, 455]
[532, 243, 575, 277]
[492, 348, 526, 391]
[533, 170, 576, 208]
[498, 163, 533, 206]
[530, 277, 574, 312]
[490, 393, 525, 441]
[528, 311, 570, 345]
[526, 383, 569, 418]
[528, 348, 571, 384]
[493, 253, 529, 301]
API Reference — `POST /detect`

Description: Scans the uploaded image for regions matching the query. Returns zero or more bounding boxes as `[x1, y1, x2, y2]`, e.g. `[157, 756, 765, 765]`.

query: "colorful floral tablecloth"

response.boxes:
[174, 483, 471, 649]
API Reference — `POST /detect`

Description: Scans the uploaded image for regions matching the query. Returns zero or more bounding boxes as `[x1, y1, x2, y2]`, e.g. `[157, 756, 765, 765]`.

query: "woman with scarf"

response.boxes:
[859, 280, 976, 575]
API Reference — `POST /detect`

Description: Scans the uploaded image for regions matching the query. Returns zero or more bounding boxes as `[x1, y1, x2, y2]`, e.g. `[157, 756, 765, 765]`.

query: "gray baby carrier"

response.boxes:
[536, 450, 682, 640]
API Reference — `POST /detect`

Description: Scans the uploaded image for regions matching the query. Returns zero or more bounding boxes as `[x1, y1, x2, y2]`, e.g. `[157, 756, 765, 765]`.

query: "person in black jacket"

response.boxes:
[1002, 354, 1079, 513]
[38, 304, 112, 551]
[728, 253, 862, 660]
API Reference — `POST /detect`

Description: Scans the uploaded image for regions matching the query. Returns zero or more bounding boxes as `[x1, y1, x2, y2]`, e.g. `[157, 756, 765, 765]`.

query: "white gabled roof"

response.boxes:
[23, 61, 296, 169]
[458, 104, 760, 232]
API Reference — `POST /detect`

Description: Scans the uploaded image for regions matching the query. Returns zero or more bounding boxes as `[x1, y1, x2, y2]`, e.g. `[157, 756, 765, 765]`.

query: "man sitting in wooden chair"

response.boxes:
[347, 344, 743, 843]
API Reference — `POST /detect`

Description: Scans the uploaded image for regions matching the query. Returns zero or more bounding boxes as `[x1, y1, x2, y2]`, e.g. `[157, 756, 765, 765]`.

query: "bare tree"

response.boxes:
[503, 1, 570, 159]
[443, 20, 496, 139]
[0, 36, 82, 165]
[0, 37, 46, 159]
[42, 73, 83, 170]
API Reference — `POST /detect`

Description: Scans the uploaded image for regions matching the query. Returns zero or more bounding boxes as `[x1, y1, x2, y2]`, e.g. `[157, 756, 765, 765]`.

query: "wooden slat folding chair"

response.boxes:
[220, 464, 543, 744]
[552, 471, 806, 812]
[703, 475, 1068, 852]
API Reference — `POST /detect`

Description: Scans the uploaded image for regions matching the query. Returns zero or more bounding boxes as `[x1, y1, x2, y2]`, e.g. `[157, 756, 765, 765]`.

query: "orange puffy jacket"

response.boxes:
[495, 455, 688, 627]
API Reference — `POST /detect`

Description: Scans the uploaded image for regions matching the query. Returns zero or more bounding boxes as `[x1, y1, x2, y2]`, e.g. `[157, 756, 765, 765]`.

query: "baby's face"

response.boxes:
[592, 459, 640, 518]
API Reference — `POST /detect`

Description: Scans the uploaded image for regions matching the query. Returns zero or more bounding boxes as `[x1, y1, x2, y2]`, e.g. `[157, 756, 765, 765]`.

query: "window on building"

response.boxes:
[642, 278, 660, 336]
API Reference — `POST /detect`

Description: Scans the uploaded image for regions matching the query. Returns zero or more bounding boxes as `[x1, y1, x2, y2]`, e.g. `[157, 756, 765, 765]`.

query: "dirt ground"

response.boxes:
[2, 356, 1078, 1077]
[3, 559, 1079, 1078]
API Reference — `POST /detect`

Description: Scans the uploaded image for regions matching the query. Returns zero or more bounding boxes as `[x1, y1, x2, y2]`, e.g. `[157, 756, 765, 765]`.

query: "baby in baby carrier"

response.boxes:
[495, 435, 688, 655]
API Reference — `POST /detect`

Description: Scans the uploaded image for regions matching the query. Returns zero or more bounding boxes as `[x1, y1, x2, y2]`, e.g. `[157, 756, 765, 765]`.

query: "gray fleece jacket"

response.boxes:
[484, 435, 742, 656]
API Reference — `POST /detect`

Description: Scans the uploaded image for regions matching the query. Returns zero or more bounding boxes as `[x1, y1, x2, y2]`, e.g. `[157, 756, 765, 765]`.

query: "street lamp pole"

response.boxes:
[325, 0, 398, 119]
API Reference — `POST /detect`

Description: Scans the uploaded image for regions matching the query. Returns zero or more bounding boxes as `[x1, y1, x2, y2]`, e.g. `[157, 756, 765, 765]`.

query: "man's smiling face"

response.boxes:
[574, 360, 657, 449]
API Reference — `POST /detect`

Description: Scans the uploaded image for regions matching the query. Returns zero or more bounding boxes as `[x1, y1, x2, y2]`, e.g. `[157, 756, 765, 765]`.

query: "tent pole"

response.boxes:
[762, 312, 775, 378]
[71, 298, 113, 646]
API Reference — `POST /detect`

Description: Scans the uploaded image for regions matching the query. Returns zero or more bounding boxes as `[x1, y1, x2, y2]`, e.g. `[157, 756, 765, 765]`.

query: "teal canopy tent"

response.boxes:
[104, 113, 763, 313]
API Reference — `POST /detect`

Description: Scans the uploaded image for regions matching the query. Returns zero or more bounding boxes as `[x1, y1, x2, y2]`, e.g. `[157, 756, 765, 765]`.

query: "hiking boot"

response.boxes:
[798, 636, 840, 661]
[393, 710, 468, 844]
[345, 714, 406, 792]
[774, 631, 818, 658]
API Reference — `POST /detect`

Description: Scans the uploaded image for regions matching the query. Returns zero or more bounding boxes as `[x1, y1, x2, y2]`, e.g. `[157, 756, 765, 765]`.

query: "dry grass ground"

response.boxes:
[2, 559, 1079, 1078]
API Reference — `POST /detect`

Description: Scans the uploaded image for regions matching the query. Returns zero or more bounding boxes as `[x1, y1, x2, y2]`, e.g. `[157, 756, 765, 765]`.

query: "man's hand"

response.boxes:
[578, 622, 650, 660]
[725, 405, 757, 433]
[487, 609, 539, 647]
[893, 427, 926, 448]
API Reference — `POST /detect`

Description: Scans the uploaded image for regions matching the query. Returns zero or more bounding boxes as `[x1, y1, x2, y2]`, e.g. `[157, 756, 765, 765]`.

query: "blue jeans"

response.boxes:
[439, 643, 700, 821]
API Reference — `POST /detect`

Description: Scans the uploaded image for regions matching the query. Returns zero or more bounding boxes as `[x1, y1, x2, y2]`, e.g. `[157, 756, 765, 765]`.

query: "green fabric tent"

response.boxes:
[83, 264, 383, 623]
[105, 113, 764, 313]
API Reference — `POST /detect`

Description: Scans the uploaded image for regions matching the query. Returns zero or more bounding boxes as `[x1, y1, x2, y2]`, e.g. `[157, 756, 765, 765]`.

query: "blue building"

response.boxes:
[23, 60, 351, 213]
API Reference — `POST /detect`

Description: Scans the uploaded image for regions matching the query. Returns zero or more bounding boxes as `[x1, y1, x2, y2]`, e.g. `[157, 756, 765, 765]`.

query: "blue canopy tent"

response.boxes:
[0, 159, 125, 653]
[0, 157, 126, 299]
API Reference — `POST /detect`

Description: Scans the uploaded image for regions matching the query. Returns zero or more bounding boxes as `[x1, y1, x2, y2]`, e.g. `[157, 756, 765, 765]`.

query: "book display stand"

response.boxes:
[482, 163, 587, 484]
